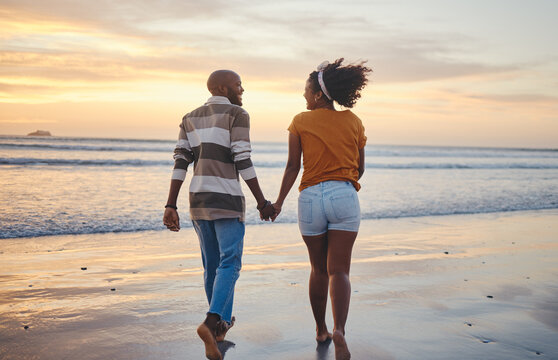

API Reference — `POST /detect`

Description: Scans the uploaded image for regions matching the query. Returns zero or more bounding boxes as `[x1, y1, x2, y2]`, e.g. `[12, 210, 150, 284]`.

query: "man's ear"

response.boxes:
[217, 84, 228, 96]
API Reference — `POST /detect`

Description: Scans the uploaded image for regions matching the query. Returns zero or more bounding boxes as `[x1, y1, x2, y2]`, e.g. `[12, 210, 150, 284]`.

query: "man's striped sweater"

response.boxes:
[172, 96, 256, 222]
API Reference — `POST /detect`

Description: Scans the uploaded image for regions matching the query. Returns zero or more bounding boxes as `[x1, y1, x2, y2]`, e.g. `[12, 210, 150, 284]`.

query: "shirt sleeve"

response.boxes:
[230, 109, 257, 181]
[287, 114, 300, 136]
[171, 117, 195, 181]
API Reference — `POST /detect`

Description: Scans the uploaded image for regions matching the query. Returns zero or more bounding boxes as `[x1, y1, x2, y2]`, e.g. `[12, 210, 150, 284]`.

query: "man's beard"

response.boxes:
[226, 87, 242, 106]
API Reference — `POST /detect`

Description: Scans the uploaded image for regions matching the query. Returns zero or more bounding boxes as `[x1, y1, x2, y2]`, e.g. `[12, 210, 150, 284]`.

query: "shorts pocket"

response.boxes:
[298, 198, 313, 224]
[331, 193, 359, 220]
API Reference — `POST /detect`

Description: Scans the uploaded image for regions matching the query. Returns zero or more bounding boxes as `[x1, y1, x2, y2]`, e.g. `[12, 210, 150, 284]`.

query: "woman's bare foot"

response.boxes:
[215, 316, 235, 342]
[332, 330, 351, 360]
[197, 323, 222, 360]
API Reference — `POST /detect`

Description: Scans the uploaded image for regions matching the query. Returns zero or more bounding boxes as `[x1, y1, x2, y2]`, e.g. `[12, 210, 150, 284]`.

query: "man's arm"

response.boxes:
[230, 110, 274, 220]
[163, 120, 194, 232]
[163, 179, 183, 231]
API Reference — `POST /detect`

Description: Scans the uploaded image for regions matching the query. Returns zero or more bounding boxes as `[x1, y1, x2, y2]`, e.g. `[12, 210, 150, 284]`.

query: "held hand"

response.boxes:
[163, 208, 180, 231]
[270, 203, 282, 222]
[259, 203, 275, 221]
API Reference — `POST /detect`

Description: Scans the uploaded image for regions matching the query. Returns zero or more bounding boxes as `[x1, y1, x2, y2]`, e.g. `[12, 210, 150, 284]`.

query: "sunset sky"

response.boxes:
[1, 0, 557, 147]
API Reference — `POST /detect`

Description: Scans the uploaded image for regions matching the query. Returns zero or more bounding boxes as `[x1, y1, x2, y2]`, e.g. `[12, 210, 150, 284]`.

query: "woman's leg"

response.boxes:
[302, 233, 332, 342]
[327, 229, 357, 359]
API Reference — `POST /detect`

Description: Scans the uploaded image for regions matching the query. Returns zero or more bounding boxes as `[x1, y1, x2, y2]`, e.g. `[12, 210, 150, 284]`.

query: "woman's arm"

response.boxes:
[358, 147, 365, 180]
[272, 132, 302, 218]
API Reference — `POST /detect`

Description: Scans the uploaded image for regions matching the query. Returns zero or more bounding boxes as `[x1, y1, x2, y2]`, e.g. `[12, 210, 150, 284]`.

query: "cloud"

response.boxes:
[465, 93, 558, 104]
[0, 116, 57, 124]
[0, 0, 549, 106]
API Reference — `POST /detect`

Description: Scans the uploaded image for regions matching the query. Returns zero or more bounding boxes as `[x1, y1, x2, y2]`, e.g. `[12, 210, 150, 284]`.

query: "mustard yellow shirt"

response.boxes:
[288, 109, 367, 192]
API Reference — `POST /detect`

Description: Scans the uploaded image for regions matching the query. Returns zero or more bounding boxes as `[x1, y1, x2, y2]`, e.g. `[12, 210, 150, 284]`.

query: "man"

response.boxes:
[163, 70, 274, 360]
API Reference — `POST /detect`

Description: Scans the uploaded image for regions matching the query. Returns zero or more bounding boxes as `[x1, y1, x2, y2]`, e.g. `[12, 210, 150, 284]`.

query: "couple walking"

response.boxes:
[163, 58, 371, 360]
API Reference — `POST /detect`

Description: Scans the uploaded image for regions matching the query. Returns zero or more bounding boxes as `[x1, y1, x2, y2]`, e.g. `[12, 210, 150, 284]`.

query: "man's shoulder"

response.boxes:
[184, 103, 248, 119]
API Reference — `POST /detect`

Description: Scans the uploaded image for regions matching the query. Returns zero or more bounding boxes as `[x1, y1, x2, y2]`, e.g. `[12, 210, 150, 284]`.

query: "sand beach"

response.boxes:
[1, 210, 557, 359]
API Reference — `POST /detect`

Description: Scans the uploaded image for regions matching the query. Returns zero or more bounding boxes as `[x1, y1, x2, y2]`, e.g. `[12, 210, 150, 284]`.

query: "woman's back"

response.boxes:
[289, 108, 366, 191]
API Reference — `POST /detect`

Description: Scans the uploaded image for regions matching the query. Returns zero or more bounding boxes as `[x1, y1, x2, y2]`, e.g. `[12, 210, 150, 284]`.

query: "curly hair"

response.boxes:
[309, 58, 372, 108]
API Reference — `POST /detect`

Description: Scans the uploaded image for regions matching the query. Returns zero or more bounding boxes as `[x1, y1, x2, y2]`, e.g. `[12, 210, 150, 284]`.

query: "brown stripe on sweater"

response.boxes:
[230, 127, 250, 142]
[189, 192, 245, 212]
[235, 158, 253, 171]
[185, 113, 232, 132]
[193, 158, 238, 179]
[189, 207, 245, 222]
[191, 143, 234, 164]
[185, 104, 249, 129]
[173, 158, 190, 170]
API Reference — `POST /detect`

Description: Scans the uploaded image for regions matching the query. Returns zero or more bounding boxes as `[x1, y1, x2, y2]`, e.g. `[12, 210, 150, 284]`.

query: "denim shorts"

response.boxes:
[298, 180, 361, 236]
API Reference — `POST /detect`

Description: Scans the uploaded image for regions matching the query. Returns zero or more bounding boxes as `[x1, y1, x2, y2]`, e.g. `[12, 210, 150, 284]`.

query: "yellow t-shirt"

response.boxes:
[288, 109, 367, 192]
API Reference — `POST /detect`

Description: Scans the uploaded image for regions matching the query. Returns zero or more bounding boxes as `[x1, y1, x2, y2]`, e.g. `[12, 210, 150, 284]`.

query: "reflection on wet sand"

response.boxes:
[1, 210, 557, 359]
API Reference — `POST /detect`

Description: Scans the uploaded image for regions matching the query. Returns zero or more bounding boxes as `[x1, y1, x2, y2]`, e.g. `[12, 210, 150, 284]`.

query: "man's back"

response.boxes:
[173, 96, 256, 222]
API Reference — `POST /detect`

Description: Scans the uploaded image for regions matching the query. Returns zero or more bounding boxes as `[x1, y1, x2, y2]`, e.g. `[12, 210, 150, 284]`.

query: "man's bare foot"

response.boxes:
[215, 316, 235, 342]
[332, 330, 351, 360]
[316, 331, 332, 343]
[197, 323, 222, 360]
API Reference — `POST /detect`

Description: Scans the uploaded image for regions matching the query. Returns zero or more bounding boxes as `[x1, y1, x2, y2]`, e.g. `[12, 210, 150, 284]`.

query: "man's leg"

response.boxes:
[193, 220, 222, 360]
[193, 220, 220, 304]
[210, 218, 245, 323]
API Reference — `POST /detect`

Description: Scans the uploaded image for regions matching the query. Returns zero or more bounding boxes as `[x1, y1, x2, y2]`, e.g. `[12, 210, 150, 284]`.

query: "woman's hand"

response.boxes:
[271, 203, 282, 222]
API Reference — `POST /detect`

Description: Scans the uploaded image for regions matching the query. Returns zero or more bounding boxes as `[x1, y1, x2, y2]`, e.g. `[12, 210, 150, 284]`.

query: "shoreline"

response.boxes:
[3, 207, 558, 241]
[1, 209, 557, 359]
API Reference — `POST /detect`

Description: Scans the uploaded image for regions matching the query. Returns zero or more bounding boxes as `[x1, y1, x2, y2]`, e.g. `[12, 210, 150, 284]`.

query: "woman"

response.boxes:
[272, 58, 371, 360]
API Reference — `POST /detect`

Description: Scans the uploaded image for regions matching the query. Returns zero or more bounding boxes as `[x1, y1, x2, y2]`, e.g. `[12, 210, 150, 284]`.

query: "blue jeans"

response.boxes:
[298, 181, 361, 236]
[192, 218, 244, 324]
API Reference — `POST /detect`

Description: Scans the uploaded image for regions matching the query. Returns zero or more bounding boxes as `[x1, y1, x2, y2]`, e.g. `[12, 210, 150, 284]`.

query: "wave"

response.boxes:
[3, 206, 557, 239]
[366, 163, 558, 169]
[2, 140, 558, 159]
[0, 158, 166, 166]
[2, 157, 558, 169]
[359, 204, 558, 221]
[0, 143, 172, 153]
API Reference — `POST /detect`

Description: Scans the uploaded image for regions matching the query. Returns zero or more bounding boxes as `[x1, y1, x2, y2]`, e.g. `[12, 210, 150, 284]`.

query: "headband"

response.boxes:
[317, 61, 332, 101]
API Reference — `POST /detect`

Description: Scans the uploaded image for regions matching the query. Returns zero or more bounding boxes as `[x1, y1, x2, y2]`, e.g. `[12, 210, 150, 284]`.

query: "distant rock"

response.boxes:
[27, 130, 52, 136]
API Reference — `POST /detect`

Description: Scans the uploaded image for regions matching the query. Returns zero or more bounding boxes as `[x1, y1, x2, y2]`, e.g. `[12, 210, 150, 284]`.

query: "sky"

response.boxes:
[1, 0, 557, 147]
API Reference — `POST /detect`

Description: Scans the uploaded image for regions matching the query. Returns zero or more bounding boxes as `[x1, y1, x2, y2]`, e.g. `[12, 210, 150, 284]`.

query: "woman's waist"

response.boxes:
[299, 175, 359, 194]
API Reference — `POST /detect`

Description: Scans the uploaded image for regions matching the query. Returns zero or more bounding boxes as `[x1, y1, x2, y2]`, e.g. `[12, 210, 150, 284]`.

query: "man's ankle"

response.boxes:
[204, 313, 221, 332]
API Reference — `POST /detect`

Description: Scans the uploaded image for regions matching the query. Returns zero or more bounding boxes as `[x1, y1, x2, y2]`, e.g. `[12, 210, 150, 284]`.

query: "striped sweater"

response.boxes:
[172, 96, 256, 222]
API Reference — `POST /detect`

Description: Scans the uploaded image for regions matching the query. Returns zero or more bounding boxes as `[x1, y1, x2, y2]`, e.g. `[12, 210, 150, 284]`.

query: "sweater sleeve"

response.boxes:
[230, 109, 256, 181]
[171, 118, 195, 181]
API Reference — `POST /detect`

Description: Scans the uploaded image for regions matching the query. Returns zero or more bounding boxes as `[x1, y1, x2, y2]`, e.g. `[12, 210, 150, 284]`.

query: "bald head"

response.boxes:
[207, 70, 244, 106]
[207, 70, 238, 92]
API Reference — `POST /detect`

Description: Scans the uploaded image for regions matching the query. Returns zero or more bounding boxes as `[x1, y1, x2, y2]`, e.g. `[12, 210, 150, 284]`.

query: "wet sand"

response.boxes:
[1, 210, 557, 359]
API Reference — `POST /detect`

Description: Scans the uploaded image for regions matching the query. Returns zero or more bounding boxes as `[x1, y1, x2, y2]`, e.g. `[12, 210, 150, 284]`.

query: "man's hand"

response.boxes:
[259, 202, 275, 221]
[163, 208, 180, 231]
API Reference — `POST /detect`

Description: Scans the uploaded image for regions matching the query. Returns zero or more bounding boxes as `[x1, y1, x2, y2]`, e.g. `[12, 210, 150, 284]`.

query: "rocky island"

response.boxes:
[27, 130, 52, 136]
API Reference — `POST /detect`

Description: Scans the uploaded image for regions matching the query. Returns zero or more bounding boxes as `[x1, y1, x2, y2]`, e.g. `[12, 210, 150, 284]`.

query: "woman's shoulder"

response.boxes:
[339, 110, 363, 124]
[292, 110, 313, 123]
[339, 109, 359, 118]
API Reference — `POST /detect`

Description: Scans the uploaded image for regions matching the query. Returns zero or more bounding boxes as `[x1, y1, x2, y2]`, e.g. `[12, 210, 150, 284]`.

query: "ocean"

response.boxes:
[1, 135, 557, 239]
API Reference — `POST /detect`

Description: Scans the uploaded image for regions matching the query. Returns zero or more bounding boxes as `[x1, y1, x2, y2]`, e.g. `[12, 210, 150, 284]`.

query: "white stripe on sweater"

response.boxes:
[189, 175, 244, 196]
[187, 127, 230, 148]
[172, 169, 187, 181]
[231, 140, 251, 161]
[238, 167, 256, 180]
